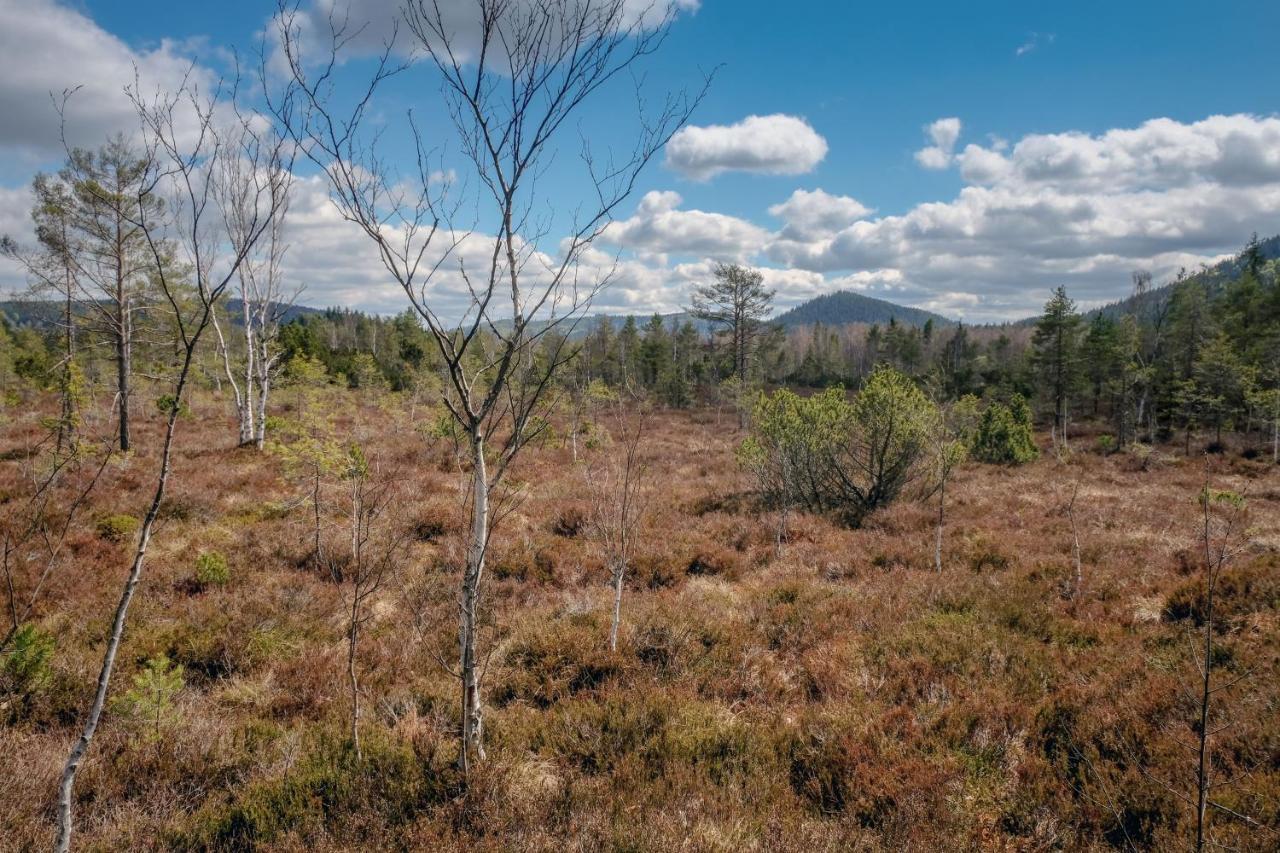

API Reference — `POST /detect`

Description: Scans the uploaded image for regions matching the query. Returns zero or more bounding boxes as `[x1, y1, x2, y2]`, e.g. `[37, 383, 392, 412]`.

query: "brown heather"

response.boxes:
[1, 388, 1278, 852]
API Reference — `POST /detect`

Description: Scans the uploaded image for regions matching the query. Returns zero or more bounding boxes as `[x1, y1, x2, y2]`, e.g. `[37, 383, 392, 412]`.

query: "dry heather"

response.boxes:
[1, 388, 1278, 852]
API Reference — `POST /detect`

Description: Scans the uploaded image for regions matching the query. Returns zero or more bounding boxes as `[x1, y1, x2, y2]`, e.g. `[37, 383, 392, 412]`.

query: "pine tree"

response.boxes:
[690, 263, 774, 383]
[1031, 286, 1084, 446]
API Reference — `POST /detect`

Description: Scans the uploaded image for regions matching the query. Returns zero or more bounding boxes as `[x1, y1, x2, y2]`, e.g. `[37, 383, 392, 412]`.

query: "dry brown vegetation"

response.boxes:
[2, 384, 1279, 852]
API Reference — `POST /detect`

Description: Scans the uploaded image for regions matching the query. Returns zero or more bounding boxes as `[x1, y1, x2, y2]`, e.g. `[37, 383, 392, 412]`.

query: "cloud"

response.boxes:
[767, 114, 1280, 318]
[598, 190, 769, 261]
[1016, 32, 1055, 57]
[769, 188, 872, 240]
[0, 0, 222, 179]
[914, 117, 962, 170]
[956, 114, 1280, 191]
[270, 0, 700, 70]
[131, 112, 1280, 321]
[665, 114, 828, 180]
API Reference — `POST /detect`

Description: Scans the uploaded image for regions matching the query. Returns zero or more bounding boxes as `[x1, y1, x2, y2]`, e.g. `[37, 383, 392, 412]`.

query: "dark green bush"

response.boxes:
[972, 395, 1039, 464]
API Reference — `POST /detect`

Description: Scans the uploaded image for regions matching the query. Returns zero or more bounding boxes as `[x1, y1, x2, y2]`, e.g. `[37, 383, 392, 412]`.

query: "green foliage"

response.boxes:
[972, 396, 1039, 464]
[1031, 286, 1084, 431]
[96, 513, 140, 542]
[181, 732, 458, 848]
[741, 367, 940, 526]
[155, 393, 190, 418]
[2, 623, 55, 693]
[113, 656, 184, 742]
[194, 551, 230, 587]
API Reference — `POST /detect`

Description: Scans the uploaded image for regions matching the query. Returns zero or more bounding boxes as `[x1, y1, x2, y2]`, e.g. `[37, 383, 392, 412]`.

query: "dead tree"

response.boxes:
[212, 180, 299, 448]
[272, 0, 702, 772]
[583, 399, 650, 652]
[55, 76, 291, 853]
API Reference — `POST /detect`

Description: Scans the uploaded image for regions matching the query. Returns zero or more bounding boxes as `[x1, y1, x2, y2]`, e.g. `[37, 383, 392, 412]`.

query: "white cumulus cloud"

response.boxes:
[914, 117, 962, 170]
[769, 188, 872, 240]
[665, 114, 828, 181]
[599, 190, 769, 260]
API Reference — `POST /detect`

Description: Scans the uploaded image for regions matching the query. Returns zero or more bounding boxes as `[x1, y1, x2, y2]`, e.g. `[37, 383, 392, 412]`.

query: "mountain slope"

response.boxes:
[772, 290, 949, 329]
[1085, 234, 1280, 322]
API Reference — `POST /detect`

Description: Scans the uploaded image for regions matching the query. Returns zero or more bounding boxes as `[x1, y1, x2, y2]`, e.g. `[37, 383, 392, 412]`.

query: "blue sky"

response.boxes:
[2, 0, 1279, 320]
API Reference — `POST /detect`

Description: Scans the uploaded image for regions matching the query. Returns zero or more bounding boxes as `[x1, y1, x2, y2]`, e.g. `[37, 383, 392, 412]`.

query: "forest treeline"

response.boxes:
[5, 236, 1277, 457]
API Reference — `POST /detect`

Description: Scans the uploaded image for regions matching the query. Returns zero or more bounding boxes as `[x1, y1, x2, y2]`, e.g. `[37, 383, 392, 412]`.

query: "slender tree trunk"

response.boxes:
[609, 558, 624, 653]
[459, 432, 488, 773]
[312, 466, 326, 575]
[1068, 480, 1083, 601]
[347, 476, 363, 761]
[1196, 495, 1216, 853]
[55, 355, 191, 853]
[240, 298, 256, 446]
[58, 275, 76, 455]
[116, 297, 131, 453]
[934, 475, 946, 573]
[254, 370, 270, 451]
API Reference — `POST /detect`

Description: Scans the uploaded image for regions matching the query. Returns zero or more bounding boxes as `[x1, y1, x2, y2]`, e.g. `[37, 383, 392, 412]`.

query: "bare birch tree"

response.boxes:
[212, 181, 299, 448]
[272, 0, 702, 772]
[583, 399, 650, 652]
[54, 76, 291, 852]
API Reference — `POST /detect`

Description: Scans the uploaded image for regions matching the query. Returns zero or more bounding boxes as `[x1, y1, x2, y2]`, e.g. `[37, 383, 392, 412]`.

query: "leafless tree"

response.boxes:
[1187, 465, 1252, 851]
[271, 0, 703, 772]
[583, 399, 650, 651]
[54, 74, 291, 853]
[335, 446, 405, 761]
[212, 176, 300, 448]
[1066, 475, 1083, 602]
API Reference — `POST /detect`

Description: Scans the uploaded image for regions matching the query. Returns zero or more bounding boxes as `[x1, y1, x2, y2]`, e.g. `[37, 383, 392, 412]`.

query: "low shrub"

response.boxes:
[195, 551, 231, 587]
[180, 731, 458, 848]
[550, 506, 587, 538]
[1164, 555, 1280, 627]
[96, 513, 140, 542]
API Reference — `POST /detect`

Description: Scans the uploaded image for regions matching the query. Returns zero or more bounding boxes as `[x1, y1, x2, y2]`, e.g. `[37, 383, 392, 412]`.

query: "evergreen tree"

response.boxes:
[1031, 286, 1083, 444]
[690, 263, 774, 382]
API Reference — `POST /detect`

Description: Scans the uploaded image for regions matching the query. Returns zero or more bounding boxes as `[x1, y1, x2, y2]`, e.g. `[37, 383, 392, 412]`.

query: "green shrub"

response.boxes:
[972, 395, 1039, 464]
[155, 393, 190, 417]
[2, 623, 55, 693]
[741, 367, 940, 526]
[113, 656, 184, 742]
[181, 731, 458, 848]
[195, 551, 230, 587]
[96, 513, 140, 542]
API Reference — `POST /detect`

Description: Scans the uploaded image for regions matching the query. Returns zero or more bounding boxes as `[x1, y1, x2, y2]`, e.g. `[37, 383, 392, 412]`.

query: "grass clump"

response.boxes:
[96, 513, 140, 542]
[195, 551, 231, 587]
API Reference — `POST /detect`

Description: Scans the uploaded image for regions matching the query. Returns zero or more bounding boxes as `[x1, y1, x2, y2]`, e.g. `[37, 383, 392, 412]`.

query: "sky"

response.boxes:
[1, 0, 1279, 321]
